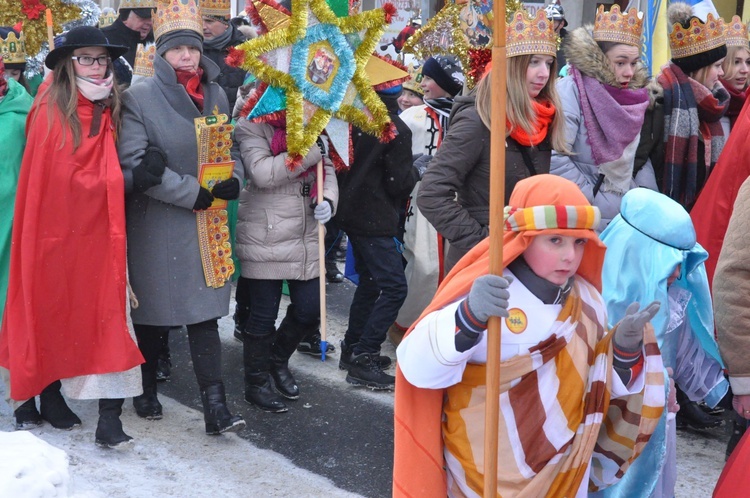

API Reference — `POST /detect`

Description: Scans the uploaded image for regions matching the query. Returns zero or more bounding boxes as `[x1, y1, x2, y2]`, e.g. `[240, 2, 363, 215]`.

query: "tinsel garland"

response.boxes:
[234, 0, 396, 166]
[0, 0, 100, 77]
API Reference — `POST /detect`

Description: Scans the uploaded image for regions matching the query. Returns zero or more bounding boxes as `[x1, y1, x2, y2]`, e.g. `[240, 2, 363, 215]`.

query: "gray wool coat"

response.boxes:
[118, 54, 243, 326]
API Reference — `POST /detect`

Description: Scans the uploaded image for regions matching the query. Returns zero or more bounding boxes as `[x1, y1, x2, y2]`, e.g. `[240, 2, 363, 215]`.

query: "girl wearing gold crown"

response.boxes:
[117, 0, 246, 436]
[720, 16, 750, 132]
[550, 5, 655, 232]
[0, 26, 146, 449]
[651, 2, 729, 211]
[418, 8, 567, 275]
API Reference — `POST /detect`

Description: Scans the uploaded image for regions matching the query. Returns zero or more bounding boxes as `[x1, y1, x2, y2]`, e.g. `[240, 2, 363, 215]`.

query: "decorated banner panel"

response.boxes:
[229, 0, 405, 168]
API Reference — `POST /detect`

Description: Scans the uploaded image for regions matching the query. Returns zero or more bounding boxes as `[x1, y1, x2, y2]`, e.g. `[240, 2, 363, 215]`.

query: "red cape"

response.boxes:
[0, 81, 143, 400]
[691, 94, 750, 289]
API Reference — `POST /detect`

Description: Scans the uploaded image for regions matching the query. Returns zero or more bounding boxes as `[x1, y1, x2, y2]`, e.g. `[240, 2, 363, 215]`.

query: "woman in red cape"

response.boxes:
[0, 27, 144, 448]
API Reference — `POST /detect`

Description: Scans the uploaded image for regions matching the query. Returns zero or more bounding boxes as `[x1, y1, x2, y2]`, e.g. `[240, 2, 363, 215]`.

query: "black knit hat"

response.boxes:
[156, 29, 203, 56]
[672, 44, 727, 74]
[421, 56, 464, 97]
[45, 26, 128, 69]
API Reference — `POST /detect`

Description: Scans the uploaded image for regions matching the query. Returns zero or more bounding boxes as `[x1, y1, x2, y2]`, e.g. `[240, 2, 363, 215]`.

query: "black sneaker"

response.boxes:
[14, 399, 43, 430]
[297, 334, 335, 356]
[338, 340, 392, 371]
[675, 399, 723, 430]
[346, 353, 395, 390]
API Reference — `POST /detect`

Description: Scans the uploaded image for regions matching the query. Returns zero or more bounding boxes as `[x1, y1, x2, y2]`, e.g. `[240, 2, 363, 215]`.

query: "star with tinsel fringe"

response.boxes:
[228, 0, 398, 168]
[0, 0, 86, 56]
[403, 0, 523, 88]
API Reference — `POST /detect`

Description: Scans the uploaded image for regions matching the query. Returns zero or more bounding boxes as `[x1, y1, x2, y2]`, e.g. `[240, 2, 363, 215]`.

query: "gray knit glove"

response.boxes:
[614, 301, 660, 352]
[466, 275, 512, 322]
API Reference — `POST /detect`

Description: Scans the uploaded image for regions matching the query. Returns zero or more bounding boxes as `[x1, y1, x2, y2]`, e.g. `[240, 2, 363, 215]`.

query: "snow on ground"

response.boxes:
[0, 394, 362, 498]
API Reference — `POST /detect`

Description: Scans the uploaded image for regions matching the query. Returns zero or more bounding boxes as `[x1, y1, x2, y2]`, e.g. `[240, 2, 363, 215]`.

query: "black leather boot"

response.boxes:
[201, 383, 246, 435]
[243, 329, 288, 413]
[133, 360, 163, 420]
[14, 398, 43, 430]
[39, 381, 81, 430]
[270, 306, 317, 400]
[95, 398, 133, 449]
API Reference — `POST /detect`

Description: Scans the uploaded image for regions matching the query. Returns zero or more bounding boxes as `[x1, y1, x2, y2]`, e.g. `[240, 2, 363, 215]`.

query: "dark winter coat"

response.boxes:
[118, 54, 242, 326]
[635, 80, 665, 189]
[417, 95, 551, 273]
[202, 25, 248, 112]
[334, 94, 418, 238]
[100, 18, 153, 67]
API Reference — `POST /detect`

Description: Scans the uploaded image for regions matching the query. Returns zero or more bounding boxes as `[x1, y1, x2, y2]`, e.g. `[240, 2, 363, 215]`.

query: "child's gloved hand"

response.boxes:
[466, 274, 513, 322]
[614, 301, 660, 352]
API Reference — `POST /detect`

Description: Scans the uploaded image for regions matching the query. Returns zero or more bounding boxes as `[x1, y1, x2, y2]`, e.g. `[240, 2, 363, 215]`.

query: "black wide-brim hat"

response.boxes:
[45, 26, 129, 70]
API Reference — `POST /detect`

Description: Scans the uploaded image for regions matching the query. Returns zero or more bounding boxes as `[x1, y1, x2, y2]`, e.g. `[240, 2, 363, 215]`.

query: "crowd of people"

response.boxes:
[1, 0, 750, 495]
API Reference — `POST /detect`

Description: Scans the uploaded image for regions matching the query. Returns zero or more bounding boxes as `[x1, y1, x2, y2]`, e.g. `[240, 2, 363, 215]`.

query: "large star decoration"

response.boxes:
[0, 0, 83, 56]
[231, 0, 397, 167]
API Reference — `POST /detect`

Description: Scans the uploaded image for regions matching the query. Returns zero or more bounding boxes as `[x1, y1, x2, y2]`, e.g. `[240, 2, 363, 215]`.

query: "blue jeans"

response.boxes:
[244, 278, 320, 337]
[344, 234, 407, 354]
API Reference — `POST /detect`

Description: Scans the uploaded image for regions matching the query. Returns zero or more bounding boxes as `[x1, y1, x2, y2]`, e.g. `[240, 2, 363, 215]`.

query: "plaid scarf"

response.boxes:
[658, 63, 729, 209]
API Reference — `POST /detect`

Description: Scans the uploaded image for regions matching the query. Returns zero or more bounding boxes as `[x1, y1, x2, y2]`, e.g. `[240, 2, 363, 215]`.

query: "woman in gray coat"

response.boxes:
[550, 6, 657, 231]
[118, 19, 245, 435]
[234, 119, 338, 413]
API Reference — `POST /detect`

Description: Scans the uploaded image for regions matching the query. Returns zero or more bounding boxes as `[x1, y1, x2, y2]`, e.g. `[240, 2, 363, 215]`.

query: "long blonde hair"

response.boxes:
[32, 53, 121, 151]
[476, 54, 569, 154]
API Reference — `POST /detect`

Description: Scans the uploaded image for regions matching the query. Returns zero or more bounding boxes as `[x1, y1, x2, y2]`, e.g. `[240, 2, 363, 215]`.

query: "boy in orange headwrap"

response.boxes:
[394, 175, 666, 497]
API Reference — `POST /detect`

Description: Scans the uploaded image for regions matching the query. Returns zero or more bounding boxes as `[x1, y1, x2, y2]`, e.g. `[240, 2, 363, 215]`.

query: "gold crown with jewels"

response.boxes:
[202, 0, 231, 19]
[133, 43, 156, 77]
[669, 12, 725, 59]
[506, 9, 557, 58]
[724, 15, 748, 48]
[99, 10, 118, 28]
[593, 5, 644, 48]
[153, 0, 202, 41]
[119, 0, 157, 10]
[0, 30, 26, 65]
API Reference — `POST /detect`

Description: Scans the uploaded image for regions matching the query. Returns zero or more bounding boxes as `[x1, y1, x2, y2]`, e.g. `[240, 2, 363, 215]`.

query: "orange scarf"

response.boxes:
[507, 99, 556, 146]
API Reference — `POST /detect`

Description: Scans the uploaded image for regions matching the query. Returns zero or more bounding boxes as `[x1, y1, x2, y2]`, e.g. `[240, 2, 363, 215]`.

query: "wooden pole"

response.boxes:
[317, 160, 328, 361]
[45, 9, 55, 50]
[483, 0, 507, 495]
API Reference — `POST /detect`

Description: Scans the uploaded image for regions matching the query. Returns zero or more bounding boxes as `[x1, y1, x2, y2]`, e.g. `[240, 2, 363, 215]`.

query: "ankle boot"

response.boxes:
[133, 350, 163, 420]
[270, 306, 317, 400]
[39, 381, 81, 430]
[14, 398, 43, 430]
[95, 398, 133, 449]
[243, 329, 288, 413]
[201, 383, 246, 434]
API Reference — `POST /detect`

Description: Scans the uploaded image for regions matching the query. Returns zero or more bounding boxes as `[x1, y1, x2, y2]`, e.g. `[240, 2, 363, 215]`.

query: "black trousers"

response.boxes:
[134, 319, 223, 390]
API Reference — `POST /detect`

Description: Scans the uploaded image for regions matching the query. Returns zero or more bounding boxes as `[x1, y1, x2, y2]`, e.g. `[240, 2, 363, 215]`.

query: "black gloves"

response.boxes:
[132, 146, 167, 193]
[193, 187, 215, 211]
[211, 177, 241, 200]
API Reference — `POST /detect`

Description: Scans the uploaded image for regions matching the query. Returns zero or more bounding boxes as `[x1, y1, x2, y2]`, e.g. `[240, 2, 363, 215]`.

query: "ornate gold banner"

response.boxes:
[194, 108, 235, 288]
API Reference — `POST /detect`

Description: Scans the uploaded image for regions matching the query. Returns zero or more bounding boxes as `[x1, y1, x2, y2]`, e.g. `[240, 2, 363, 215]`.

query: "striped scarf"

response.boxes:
[441, 277, 665, 497]
[658, 63, 729, 209]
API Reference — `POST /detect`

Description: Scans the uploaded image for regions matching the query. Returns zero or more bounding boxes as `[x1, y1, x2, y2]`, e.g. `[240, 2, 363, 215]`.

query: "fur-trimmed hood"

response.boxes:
[563, 25, 648, 90]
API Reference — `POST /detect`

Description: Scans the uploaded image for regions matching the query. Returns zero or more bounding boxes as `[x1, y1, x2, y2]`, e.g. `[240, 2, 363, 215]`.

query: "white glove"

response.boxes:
[314, 199, 332, 224]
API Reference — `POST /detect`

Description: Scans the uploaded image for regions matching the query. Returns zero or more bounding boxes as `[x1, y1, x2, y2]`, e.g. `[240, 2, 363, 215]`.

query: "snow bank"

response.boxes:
[0, 431, 70, 497]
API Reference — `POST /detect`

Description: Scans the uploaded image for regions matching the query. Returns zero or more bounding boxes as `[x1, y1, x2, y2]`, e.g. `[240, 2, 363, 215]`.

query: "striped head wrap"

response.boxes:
[504, 205, 602, 232]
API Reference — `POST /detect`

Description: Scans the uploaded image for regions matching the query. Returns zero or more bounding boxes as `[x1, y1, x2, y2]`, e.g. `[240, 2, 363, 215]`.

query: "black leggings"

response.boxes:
[134, 319, 222, 389]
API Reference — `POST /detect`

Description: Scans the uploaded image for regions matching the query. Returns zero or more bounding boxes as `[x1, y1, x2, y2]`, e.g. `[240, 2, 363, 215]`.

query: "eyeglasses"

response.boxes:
[71, 55, 111, 66]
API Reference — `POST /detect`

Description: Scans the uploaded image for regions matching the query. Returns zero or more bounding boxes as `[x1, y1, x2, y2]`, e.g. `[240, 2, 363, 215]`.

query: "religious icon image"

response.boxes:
[307, 47, 335, 85]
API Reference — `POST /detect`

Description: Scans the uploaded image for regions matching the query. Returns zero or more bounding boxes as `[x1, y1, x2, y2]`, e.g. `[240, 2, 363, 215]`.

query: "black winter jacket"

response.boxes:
[202, 26, 248, 112]
[334, 94, 418, 237]
[101, 19, 153, 67]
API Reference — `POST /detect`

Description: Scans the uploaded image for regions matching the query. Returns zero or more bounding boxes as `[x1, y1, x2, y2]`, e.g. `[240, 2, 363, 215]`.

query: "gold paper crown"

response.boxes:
[593, 5, 644, 48]
[153, 0, 202, 41]
[506, 9, 557, 58]
[202, 0, 230, 19]
[725, 15, 749, 48]
[0, 30, 26, 65]
[402, 60, 423, 95]
[133, 43, 156, 77]
[99, 11, 118, 28]
[669, 12, 725, 59]
[119, 0, 157, 10]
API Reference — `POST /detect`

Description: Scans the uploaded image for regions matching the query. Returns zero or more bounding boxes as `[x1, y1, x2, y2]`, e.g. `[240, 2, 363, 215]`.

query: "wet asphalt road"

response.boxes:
[158, 280, 394, 498]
